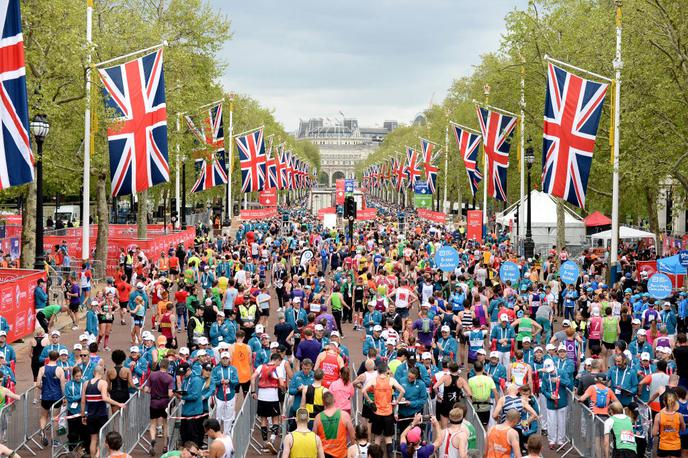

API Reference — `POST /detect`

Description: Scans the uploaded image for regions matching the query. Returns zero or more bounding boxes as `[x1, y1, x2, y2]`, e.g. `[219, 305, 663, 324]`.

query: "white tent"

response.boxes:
[496, 190, 587, 248]
[590, 226, 656, 242]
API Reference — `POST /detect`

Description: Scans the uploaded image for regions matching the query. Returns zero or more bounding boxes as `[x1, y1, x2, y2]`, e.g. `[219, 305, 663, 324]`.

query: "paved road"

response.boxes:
[12, 289, 577, 458]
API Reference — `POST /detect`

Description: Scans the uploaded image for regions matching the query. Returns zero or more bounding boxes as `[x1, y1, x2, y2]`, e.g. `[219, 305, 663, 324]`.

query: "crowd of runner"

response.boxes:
[5, 198, 688, 458]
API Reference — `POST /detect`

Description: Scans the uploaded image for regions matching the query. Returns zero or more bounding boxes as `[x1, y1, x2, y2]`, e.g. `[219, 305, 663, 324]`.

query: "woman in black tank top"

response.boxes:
[107, 350, 131, 408]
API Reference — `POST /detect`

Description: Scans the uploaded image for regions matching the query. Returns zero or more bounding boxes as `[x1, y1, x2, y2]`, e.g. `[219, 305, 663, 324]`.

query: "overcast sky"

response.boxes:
[212, 0, 528, 132]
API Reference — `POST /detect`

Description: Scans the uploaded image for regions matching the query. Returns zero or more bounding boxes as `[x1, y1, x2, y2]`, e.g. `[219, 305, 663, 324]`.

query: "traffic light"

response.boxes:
[344, 196, 357, 219]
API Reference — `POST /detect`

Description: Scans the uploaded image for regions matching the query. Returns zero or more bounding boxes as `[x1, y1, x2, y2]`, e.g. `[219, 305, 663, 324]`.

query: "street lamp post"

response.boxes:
[524, 141, 535, 259]
[181, 161, 187, 230]
[30, 114, 50, 270]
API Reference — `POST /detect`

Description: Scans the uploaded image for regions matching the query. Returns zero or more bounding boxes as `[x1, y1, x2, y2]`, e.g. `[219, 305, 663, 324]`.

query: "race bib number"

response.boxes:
[70, 402, 79, 409]
[620, 430, 634, 444]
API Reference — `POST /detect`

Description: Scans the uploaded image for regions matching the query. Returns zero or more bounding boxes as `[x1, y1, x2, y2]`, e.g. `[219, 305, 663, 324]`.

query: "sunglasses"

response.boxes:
[80, 354, 89, 357]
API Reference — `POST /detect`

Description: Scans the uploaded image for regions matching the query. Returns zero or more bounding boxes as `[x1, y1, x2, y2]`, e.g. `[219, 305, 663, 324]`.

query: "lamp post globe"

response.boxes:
[523, 141, 535, 260]
[30, 114, 50, 271]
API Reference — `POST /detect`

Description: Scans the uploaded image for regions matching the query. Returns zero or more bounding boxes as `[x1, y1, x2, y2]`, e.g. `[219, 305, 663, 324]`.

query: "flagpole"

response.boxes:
[175, 113, 181, 228]
[449, 122, 480, 135]
[519, 56, 525, 207]
[443, 118, 449, 214]
[81, 0, 93, 261]
[544, 55, 612, 83]
[94, 42, 167, 68]
[227, 94, 234, 222]
[610, 0, 623, 281]
[482, 84, 490, 227]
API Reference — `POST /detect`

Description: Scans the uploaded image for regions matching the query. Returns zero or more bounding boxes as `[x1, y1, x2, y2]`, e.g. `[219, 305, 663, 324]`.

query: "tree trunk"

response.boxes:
[20, 181, 36, 269]
[94, 173, 109, 278]
[137, 189, 147, 239]
[556, 198, 566, 255]
[646, 187, 662, 257]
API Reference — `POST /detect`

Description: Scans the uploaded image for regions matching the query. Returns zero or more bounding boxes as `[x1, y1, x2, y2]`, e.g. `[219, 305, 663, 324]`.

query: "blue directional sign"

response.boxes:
[434, 246, 460, 272]
[559, 261, 580, 285]
[344, 179, 355, 193]
[680, 250, 688, 268]
[414, 180, 429, 194]
[647, 273, 673, 299]
[499, 261, 521, 283]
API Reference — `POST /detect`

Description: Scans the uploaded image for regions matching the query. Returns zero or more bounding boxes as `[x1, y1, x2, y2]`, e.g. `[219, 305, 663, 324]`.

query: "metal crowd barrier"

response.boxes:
[464, 399, 487, 454]
[230, 394, 257, 458]
[562, 390, 610, 458]
[0, 385, 47, 457]
[97, 387, 152, 458]
[165, 397, 183, 451]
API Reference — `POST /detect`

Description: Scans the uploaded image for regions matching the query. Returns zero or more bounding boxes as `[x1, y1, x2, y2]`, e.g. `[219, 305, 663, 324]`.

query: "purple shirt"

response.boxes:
[400, 443, 435, 458]
[295, 338, 321, 363]
[148, 370, 174, 410]
[412, 318, 435, 347]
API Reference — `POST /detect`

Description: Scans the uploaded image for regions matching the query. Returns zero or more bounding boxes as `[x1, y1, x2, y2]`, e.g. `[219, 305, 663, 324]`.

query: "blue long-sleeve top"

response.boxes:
[394, 362, 431, 388]
[40, 344, 67, 361]
[540, 371, 570, 409]
[127, 290, 149, 316]
[201, 378, 214, 413]
[210, 364, 238, 402]
[484, 362, 507, 388]
[254, 347, 270, 368]
[248, 336, 262, 355]
[363, 310, 383, 335]
[0, 317, 8, 334]
[181, 375, 205, 416]
[209, 321, 230, 347]
[490, 325, 515, 352]
[628, 339, 653, 359]
[76, 361, 94, 382]
[660, 309, 678, 335]
[225, 320, 238, 344]
[85, 310, 98, 337]
[607, 365, 639, 406]
[436, 336, 458, 361]
[34, 287, 47, 310]
[288, 370, 314, 411]
[362, 335, 385, 357]
[0, 344, 16, 365]
[398, 378, 428, 418]
[679, 299, 688, 319]
[552, 357, 575, 389]
[285, 307, 308, 332]
[64, 380, 84, 415]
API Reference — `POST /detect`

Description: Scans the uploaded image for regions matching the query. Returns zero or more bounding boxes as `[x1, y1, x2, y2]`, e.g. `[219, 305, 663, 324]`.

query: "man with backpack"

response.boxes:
[579, 373, 618, 417]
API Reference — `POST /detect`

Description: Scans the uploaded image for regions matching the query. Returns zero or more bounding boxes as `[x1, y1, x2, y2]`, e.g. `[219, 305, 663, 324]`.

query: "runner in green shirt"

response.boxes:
[36, 304, 67, 334]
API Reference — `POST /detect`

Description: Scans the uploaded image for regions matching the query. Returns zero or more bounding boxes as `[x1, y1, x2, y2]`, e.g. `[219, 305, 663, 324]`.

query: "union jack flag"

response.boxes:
[99, 49, 169, 197]
[393, 156, 405, 192]
[0, 0, 33, 190]
[420, 138, 440, 193]
[404, 146, 422, 189]
[235, 127, 266, 193]
[542, 63, 608, 208]
[185, 103, 227, 193]
[284, 151, 294, 190]
[274, 143, 287, 190]
[264, 135, 279, 189]
[451, 123, 483, 196]
[476, 106, 517, 202]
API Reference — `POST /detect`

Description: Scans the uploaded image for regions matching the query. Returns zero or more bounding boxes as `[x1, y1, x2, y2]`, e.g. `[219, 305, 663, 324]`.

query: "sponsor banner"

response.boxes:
[636, 260, 657, 277]
[335, 179, 345, 204]
[499, 261, 521, 283]
[647, 273, 673, 299]
[258, 189, 277, 206]
[434, 246, 460, 271]
[345, 179, 355, 194]
[239, 208, 278, 220]
[559, 260, 580, 285]
[356, 208, 377, 220]
[466, 210, 483, 243]
[0, 269, 45, 343]
[417, 208, 447, 224]
[317, 207, 337, 219]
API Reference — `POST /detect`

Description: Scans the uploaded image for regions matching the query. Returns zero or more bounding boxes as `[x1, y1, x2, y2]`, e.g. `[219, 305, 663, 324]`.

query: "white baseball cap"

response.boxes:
[315, 324, 325, 331]
[205, 298, 212, 305]
[0, 331, 6, 337]
[522, 336, 531, 343]
[562, 319, 571, 327]
[73, 343, 82, 350]
[441, 325, 451, 333]
[198, 337, 209, 345]
[637, 329, 647, 336]
[623, 350, 633, 360]
[373, 325, 382, 332]
[179, 347, 190, 355]
[543, 360, 555, 373]
[421, 352, 433, 360]
[386, 338, 396, 346]
[255, 325, 265, 334]
[632, 318, 641, 325]
[50, 330, 60, 336]
[59, 349, 68, 356]
[270, 342, 279, 349]
[79, 333, 89, 341]
[196, 349, 207, 357]
[217, 342, 230, 349]
[220, 352, 230, 359]
[640, 352, 651, 361]
[546, 344, 556, 351]
[499, 314, 508, 322]
[489, 351, 499, 359]
[143, 334, 155, 341]
[557, 344, 567, 352]
[477, 349, 487, 355]
[534, 346, 543, 353]
[129, 346, 140, 353]
[136, 282, 144, 289]
[330, 331, 340, 337]
[584, 358, 593, 366]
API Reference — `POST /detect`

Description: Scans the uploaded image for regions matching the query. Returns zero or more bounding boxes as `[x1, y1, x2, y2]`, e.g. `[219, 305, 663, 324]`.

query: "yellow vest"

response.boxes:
[290, 431, 318, 458]
[239, 304, 256, 321]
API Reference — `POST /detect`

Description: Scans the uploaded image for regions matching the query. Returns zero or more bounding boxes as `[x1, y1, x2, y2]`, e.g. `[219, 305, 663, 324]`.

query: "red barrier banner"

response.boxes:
[240, 208, 278, 220]
[416, 208, 447, 224]
[258, 189, 277, 206]
[317, 207, 336, 220]
[467, 210, 483, 243]
[335, 179, 345, 205]
[0, 269, 45, 343]
[356, 208, 377, 220]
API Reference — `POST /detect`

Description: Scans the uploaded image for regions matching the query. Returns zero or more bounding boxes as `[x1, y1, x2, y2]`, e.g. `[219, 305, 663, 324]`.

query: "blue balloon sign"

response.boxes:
[559, 261, 580, 285]
[434, 246, 460, 272]
[680, 250, 688, 268]
[647, 273, 673, 299]
[499, 261, 521, 283]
